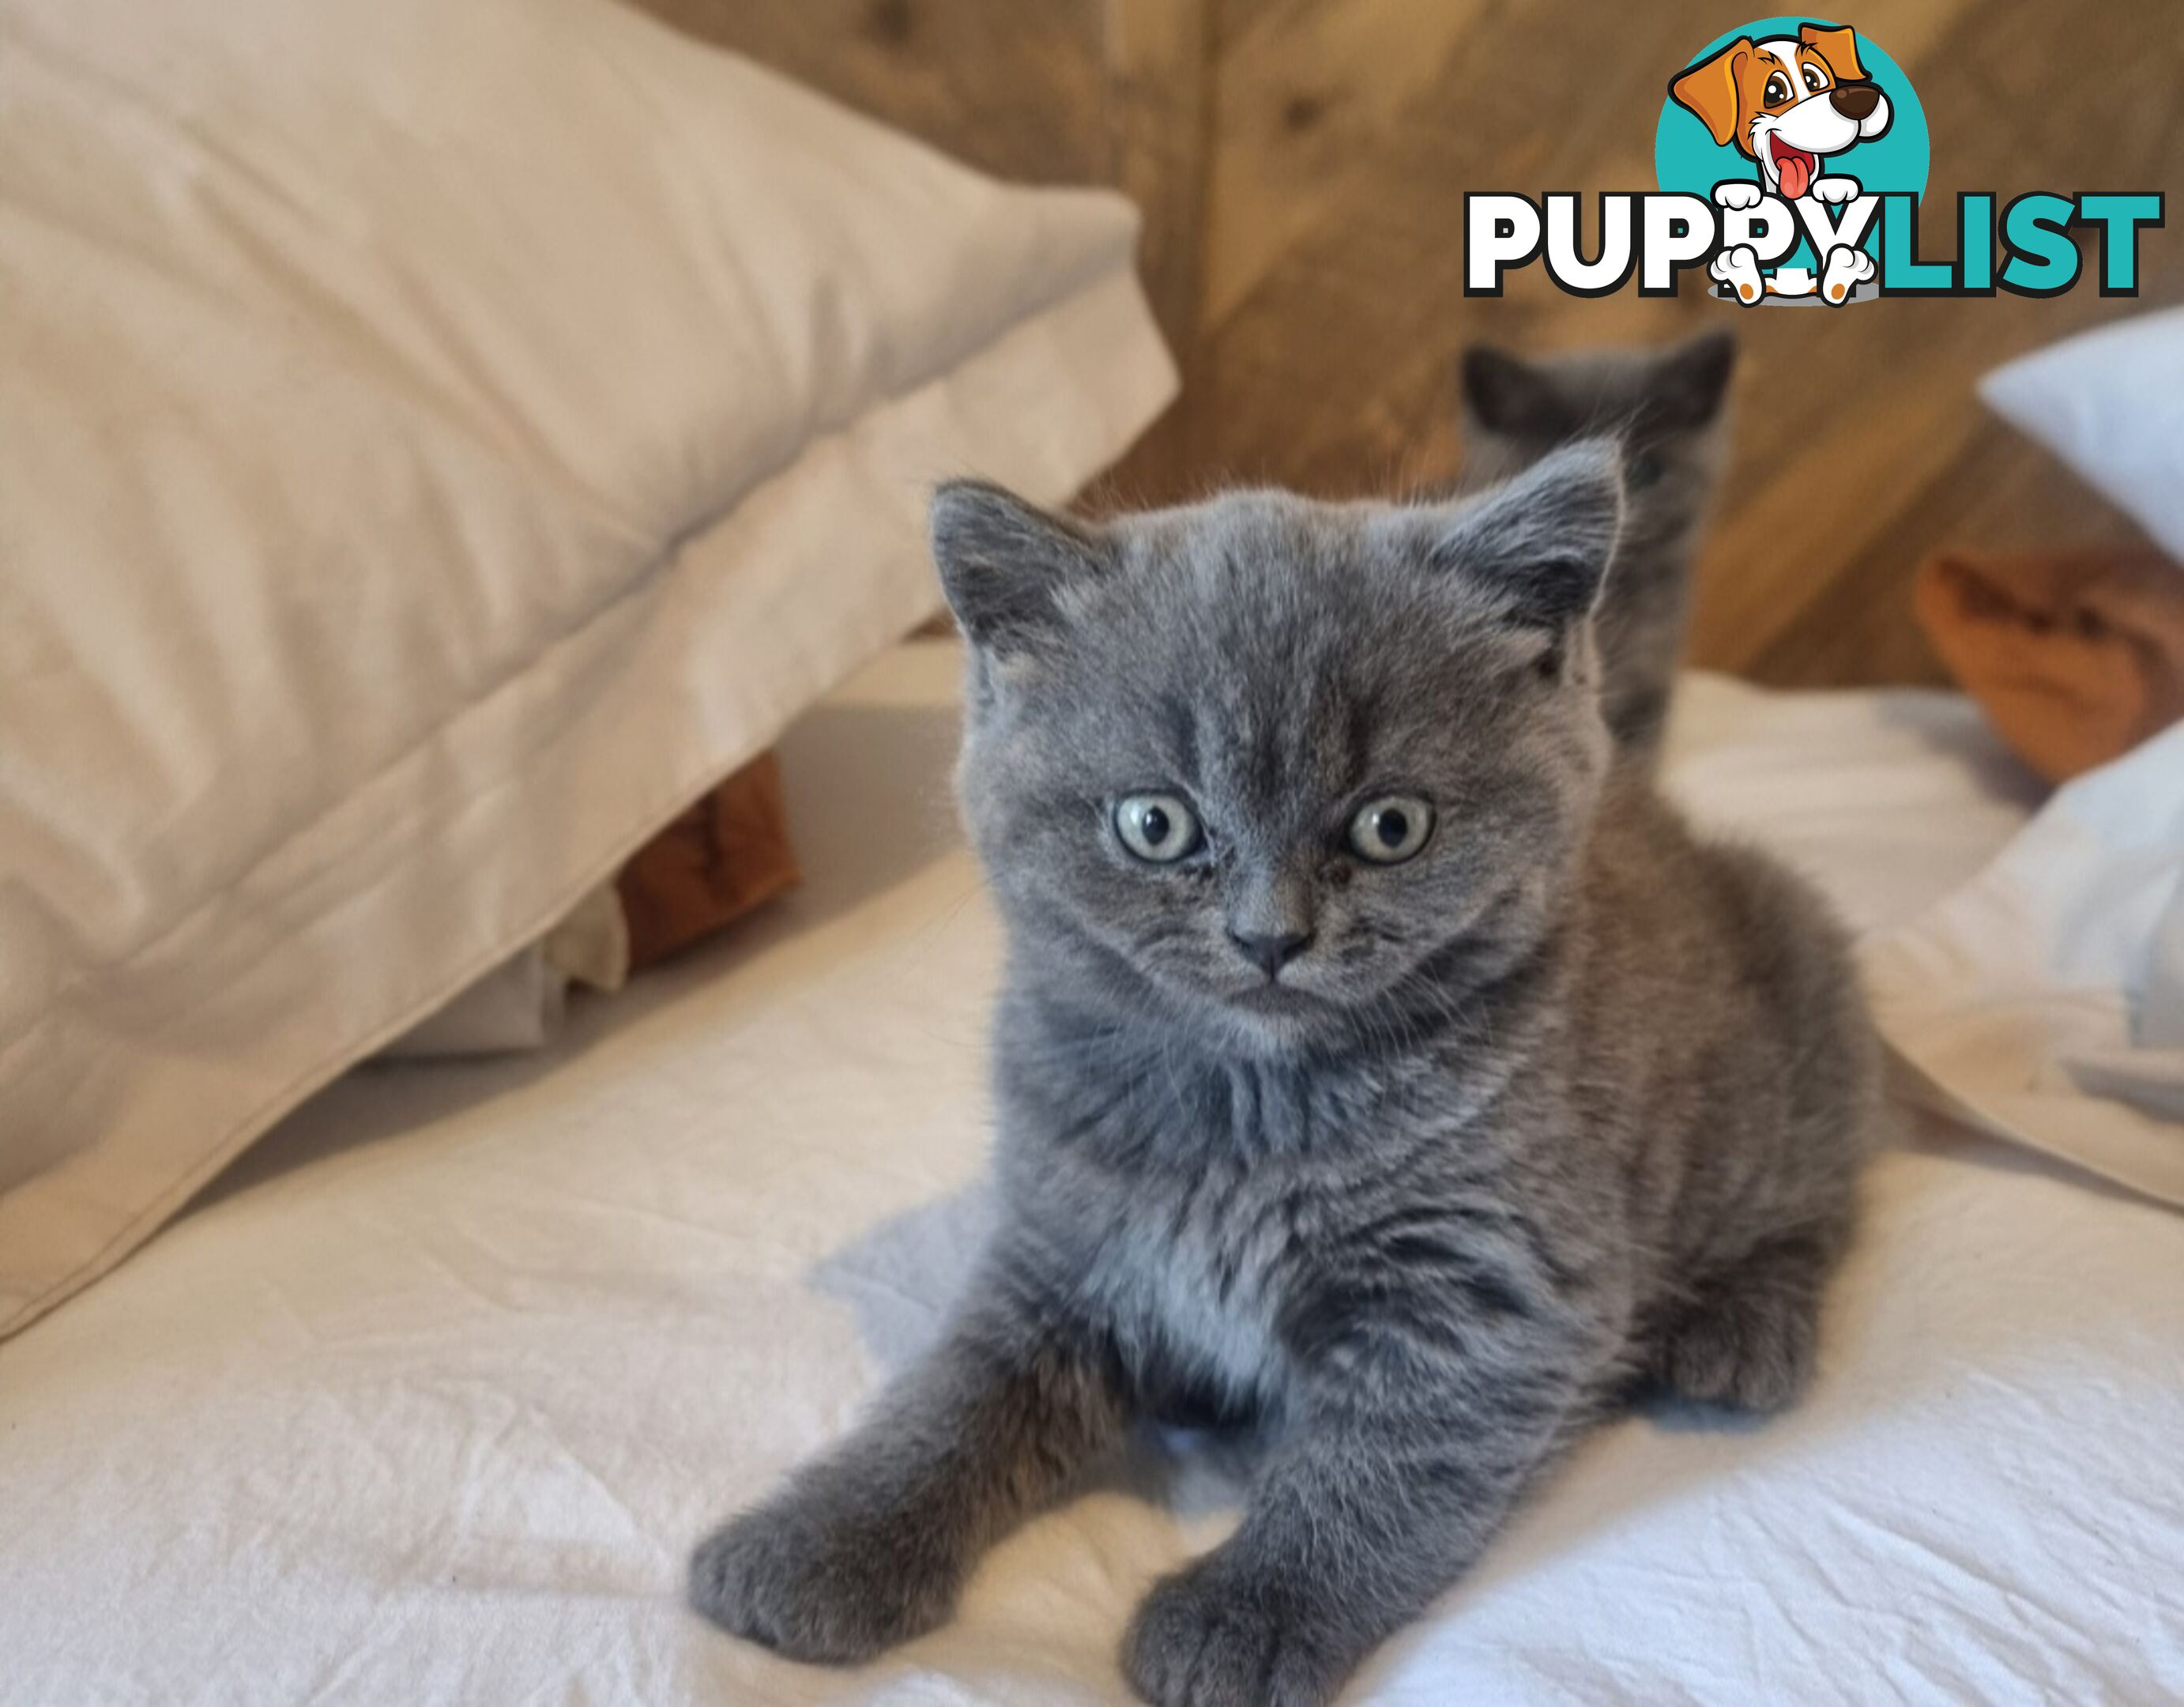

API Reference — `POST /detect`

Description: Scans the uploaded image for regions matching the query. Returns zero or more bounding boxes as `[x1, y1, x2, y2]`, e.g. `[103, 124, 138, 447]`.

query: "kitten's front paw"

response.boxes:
[688, 1494, 955, 1664]
[1123, 1556, 1346, 1707]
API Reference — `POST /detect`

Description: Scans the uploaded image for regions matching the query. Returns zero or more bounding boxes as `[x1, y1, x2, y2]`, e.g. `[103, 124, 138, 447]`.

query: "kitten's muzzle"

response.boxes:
[1227, 928, 1313, 978]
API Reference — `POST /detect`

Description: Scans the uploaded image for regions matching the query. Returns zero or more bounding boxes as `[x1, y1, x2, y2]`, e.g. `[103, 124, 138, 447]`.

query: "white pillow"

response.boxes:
[0, 0, 1174, 1335]
[1979, 308, 2184, 563]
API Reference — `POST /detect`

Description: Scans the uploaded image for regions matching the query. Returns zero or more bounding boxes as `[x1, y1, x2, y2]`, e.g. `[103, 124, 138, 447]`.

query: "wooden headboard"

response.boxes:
[627, 0, 2182, 689]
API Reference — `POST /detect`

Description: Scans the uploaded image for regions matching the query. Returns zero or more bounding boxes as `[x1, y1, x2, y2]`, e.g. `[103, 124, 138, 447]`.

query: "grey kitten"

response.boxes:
[688, 442, 1879, 1706]
[1461, 330, 1736, 766]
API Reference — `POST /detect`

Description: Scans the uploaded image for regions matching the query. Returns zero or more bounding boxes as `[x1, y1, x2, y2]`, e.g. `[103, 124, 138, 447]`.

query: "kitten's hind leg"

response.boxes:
[689, 1264, 1129, 1663]
[1651, 1227, 1843, 1413]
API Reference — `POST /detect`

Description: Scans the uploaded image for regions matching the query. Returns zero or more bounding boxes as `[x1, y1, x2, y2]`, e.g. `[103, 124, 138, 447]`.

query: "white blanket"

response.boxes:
[2, 648, 2178, 1705]
[1867, 720, 2184, 1204]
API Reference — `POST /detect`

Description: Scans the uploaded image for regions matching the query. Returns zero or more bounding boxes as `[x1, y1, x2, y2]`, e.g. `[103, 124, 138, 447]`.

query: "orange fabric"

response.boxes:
[1914, 545, 2184, 784]
[616, 752, 799, 970]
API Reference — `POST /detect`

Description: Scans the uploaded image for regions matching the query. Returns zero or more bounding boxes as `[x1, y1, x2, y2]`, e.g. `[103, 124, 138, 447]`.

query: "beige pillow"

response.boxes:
[0, 0, 1175, 1336]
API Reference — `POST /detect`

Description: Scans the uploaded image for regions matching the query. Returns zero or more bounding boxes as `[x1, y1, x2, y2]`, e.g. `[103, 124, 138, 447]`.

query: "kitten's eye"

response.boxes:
[1114, 793, 1202, 863]
[1347, 795, 1435, 865]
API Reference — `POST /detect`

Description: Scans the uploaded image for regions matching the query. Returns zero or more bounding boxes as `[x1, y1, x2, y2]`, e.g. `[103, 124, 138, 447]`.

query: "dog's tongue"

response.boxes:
[1777, 146, 1813, 199]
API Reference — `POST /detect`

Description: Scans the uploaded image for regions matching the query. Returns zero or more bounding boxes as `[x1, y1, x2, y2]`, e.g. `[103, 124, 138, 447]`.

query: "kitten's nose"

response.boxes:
[1228, 928, 1312, 978]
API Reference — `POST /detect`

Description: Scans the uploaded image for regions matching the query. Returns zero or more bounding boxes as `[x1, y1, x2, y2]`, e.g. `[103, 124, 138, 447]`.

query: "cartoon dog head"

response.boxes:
[1670, 23, 1892, 199]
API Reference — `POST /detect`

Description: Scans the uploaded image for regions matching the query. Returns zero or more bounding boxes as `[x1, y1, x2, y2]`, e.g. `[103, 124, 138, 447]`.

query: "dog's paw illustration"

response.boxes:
[1124, 1558, 1348, 1707]
[1820, 243, 1877, 303]
[1811, 175, 1862, 205]
[1711, 179, 1764, 210]
[688, 1495, 955, 1664]
[1709, 243, 1765, 305]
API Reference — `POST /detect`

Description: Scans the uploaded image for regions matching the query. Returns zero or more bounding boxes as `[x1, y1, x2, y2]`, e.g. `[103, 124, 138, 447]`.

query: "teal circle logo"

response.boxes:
[1655, 18, 1929, 301]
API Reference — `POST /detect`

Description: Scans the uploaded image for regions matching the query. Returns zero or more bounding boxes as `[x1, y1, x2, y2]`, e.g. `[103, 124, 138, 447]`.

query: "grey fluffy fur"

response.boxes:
[1461, 330, 1736, 767]
[689, 439, 1880, 1705]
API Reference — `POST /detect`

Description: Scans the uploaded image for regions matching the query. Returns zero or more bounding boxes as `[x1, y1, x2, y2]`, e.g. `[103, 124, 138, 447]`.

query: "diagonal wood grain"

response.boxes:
[1105, 0, 1214, 355]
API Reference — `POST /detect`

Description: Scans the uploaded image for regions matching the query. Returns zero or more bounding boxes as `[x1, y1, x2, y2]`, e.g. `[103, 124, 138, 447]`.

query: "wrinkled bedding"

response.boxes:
[2, 643, 2178, 1705]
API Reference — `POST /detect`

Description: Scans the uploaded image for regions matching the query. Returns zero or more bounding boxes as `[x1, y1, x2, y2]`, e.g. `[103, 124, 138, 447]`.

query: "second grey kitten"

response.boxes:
[689, 443, 1879, 1706]
[1461, 330, 1736, 767]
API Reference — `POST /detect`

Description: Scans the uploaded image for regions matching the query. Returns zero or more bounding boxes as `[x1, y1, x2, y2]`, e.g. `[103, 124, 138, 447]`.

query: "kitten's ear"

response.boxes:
[929, 480, 1111, 654]
[1426, 439, 1625, 627]
[1459, 344, 1571, 438]
[1644, 330, 1738, 430]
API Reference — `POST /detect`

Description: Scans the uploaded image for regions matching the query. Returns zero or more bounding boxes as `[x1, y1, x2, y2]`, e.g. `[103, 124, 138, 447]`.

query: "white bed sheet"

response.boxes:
[2, 643, 2178, 1706]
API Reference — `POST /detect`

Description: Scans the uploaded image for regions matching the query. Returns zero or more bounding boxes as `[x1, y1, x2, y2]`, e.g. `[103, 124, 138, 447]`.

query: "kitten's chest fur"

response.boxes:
[1000, 1033, 1470, 1419]
[1072, 1153, 1296, 1419]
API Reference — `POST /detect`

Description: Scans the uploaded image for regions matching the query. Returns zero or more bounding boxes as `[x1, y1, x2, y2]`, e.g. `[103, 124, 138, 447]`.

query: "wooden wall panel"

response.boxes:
[628, 0, 2182, 688]
[1103, 0, 1214, 355]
